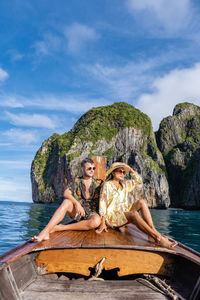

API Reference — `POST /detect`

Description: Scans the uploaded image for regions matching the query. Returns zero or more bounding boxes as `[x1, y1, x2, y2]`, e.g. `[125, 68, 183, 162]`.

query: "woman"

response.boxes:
[97, 162, 177, 248]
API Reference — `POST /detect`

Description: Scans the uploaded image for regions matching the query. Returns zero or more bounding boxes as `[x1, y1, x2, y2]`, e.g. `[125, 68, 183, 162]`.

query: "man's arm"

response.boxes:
[64, 189, 85, 217]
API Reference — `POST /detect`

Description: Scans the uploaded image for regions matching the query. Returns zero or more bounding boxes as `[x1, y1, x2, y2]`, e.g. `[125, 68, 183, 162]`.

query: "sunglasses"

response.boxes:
[87, 167, 96, 171]
[116, 169, 126, 175]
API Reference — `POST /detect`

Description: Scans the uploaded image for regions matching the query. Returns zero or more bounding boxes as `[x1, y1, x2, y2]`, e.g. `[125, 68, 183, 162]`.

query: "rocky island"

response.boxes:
[31, 101, 200, 209]
[156, 102, 200, 209]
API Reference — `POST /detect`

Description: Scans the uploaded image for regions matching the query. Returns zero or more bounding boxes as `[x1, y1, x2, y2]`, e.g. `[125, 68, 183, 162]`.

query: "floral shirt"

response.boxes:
[99, 171, 142, 227]
[67, 177, 103, 218]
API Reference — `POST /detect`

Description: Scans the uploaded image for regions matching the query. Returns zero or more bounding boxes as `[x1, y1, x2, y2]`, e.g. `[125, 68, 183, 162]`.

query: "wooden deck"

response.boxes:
[21, 279, 169, 300]
[0, 224, 199, 268]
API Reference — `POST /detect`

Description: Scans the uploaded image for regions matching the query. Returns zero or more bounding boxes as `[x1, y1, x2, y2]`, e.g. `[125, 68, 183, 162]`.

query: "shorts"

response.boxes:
[74, 211, 98, 221]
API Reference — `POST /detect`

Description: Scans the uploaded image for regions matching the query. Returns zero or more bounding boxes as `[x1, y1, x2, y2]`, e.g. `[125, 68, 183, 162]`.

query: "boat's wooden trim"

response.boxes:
[35, 248, 175, 277]
[0, 240, 37, 267]
[190, 275, 200, 300]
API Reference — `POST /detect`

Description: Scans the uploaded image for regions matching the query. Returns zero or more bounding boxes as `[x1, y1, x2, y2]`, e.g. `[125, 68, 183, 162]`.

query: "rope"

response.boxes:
[139, 274, 180, 300]
[88, 257, 106, 281]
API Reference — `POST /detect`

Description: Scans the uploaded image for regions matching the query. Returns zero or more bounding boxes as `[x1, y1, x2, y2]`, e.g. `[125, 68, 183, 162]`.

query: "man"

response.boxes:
[32, 158, 103, 242]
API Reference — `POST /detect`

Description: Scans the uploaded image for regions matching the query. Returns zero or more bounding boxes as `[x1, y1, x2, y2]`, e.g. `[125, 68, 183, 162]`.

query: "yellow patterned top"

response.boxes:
[99, 171, 142, 227]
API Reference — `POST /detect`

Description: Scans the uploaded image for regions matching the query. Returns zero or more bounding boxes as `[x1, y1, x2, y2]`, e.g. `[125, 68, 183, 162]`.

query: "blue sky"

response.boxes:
[1, 0, 200, 202]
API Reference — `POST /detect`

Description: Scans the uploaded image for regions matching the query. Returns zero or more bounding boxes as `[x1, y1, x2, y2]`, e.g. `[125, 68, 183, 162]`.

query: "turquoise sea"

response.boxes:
[0, 201, 200, 256]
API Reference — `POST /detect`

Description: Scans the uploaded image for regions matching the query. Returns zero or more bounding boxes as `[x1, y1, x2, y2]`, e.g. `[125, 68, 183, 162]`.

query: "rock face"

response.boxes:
[156, 102, 200, 208]
[31, 102, 170, 207]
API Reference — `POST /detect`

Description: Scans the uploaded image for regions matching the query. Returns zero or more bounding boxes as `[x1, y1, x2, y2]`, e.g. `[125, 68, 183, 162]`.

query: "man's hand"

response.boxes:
[74, 201, 85, 218]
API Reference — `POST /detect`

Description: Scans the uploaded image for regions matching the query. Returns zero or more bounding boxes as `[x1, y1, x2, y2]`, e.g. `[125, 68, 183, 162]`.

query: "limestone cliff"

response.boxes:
[156, 102, 200, 208]
[31, 102, 170, 207]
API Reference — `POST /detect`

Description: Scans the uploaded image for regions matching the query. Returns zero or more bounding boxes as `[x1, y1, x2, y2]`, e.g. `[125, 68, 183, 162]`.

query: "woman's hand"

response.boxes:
[120, 163, 133, 173]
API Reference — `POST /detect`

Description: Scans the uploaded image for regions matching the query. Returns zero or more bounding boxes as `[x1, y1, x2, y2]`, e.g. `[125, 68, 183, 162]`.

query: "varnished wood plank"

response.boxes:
[33, 230, 88, 251]
[118, 226, 152, 247]
[102, 228, 135, 247]
[35, 248, 174, 277]
[81, 229, 105, 247]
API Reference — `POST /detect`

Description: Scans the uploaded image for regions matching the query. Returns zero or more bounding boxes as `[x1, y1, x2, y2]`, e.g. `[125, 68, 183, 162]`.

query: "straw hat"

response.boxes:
[106, 162, 131, 178]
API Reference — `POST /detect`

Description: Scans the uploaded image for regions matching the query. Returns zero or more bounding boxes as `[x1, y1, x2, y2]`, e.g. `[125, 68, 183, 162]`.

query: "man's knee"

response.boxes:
[87, 215, 101, 229]
[61, 198, 73, 211]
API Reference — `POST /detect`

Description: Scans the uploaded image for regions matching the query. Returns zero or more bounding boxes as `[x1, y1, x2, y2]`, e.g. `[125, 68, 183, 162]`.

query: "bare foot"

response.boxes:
[157, 236, 178, 248]
[32, 229, 50, 242]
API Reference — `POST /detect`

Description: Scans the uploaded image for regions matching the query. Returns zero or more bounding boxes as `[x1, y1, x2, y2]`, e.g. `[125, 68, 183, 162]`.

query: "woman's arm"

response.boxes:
[126, 167, 142, 193]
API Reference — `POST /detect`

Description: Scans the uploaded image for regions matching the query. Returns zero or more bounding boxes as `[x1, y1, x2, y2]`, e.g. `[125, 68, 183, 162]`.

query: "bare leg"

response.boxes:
[130, 199, 156, 230]
[32, 199, 75, 242]
[125, 199, 177, 248]
[51, 214, 101, 232]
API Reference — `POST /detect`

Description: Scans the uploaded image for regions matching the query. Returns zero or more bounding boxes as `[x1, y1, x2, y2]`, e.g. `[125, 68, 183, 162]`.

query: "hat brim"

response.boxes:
[106, 164, 131, 178]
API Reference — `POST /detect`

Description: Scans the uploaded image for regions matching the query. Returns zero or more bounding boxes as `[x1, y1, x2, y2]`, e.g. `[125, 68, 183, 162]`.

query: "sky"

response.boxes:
[1, 0, 200, 202]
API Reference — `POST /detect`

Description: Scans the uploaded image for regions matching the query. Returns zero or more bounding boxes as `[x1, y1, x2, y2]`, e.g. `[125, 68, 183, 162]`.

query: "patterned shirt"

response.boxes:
[99, 171, 142, 227]
[67, 177, 103, 217]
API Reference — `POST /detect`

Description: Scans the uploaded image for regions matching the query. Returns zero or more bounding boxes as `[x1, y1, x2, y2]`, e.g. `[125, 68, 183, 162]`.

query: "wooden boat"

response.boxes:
[0, 225, 200, 300]
[0, 157, 200, 299]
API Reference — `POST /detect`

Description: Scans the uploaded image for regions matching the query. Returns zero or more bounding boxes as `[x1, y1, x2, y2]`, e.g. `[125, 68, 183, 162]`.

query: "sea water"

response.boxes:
[0, 201, 200, 255]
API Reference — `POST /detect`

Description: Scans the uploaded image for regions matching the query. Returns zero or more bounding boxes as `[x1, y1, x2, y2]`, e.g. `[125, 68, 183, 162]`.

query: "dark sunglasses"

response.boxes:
[87, 167, 96, 171]
[116, 169, 126, 175]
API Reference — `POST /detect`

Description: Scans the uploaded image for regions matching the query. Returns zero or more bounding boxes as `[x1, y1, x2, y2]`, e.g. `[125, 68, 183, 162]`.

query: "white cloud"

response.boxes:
[8, 49, 24, 61]
[0, 93, 109, 114]
[136, 63, 200, 129]
[30, 95, 108, 113]
[126, 0, 192, 35]
[0, 68, 9, 82]
[83, 60, 156, 99]
[5, 111, 57, 129]
[0, 93, 24, 108]
[64, 22, 99, 54]
[0, 176, 31, 202]
[3, 128, 39, 144]
[33, 33, 61, 56]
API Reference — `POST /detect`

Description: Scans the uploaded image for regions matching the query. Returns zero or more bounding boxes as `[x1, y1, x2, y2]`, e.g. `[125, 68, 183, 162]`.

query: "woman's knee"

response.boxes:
[125, 211, 138, 223]
[134, 198, 147, 210]
[88, 215, 101, 229]
[136, 198, 147, 208]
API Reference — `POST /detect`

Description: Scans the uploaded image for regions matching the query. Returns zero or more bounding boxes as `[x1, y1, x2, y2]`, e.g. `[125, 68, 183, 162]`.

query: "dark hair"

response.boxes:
[81, 158, 94, 168]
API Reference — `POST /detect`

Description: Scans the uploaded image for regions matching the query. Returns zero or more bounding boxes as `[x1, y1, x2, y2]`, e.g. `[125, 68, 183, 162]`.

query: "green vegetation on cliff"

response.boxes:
[71, 102, 152, 143]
